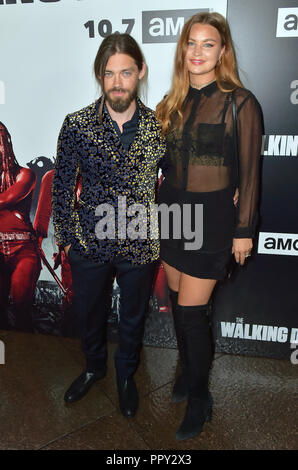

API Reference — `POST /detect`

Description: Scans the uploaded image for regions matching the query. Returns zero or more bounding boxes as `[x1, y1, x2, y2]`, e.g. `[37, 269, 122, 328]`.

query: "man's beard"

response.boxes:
[104, 85, 138, 113]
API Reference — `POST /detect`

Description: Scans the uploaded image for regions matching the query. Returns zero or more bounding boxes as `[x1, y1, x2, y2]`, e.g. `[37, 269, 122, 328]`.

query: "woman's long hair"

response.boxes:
[156, 12, 243, 135]
[0, 122, 20, 193]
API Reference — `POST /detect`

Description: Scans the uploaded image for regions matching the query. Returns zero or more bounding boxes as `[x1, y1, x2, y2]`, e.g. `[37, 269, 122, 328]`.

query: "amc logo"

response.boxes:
[0, 0, 60, 4]
[258, 232, 298, 256]
[276, 8, 298, 37]
[142, 8, 208, 43]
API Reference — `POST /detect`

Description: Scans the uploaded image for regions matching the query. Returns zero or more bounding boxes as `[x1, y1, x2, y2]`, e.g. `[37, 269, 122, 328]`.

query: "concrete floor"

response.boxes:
[0, 329, 297, 450]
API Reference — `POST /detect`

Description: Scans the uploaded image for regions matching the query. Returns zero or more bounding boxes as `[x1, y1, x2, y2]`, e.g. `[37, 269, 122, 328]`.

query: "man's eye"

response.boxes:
[104, 72, 112, 77]
[204, 43, 214, 48]
[122, 71, 132, 77]
[188, 41, 195, 47]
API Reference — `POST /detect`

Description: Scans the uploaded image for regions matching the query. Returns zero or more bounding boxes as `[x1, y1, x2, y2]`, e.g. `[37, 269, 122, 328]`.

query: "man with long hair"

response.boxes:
[52, 33, 165, 417]
[0, 122, 41, 331]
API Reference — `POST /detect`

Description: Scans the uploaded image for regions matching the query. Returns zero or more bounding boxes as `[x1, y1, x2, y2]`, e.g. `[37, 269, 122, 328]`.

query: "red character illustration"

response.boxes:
[0, 122, 41, 331]
[34, 170, 169, 320]
[33, 170, 82, 309]
[153, 261, 170, 313]
[152, 174, 170, 313]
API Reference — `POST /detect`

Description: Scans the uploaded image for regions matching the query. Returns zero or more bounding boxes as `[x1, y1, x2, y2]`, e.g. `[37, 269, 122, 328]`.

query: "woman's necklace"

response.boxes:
[190, 78, 216, 90]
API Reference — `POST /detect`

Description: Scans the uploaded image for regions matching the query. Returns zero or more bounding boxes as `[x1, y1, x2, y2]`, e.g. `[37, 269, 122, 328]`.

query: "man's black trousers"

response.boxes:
[68, 247, 156, 379]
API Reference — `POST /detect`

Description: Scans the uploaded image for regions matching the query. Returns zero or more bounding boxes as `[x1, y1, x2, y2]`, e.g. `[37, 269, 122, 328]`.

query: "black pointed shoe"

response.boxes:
[116, 376, 139, 417]
[64, 369, 106, 403]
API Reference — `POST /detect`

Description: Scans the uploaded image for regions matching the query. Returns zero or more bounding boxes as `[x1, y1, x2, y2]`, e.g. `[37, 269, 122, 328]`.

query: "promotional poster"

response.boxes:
[0, 0, 297, 359]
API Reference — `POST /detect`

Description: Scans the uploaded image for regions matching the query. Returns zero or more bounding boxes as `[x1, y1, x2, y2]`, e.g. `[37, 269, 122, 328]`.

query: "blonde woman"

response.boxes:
[156, 12, 262, 440]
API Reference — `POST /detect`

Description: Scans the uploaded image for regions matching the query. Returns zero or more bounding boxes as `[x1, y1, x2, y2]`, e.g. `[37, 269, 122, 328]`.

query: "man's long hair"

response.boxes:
[93, 33, 145, 120]
[156, 12, 243, 135]
[0, 122, 20, 193]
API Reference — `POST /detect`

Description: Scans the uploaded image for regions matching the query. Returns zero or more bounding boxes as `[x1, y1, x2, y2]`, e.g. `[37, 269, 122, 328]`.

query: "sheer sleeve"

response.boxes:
[234, 93, 262, 238]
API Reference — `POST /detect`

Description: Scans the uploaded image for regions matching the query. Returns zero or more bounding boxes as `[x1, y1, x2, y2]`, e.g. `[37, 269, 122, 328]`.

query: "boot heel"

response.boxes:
[176, 396, 210, 441]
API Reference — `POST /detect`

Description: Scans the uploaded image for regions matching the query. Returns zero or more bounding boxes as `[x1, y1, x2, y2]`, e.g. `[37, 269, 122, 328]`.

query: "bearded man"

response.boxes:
[52, 33, 165, 416]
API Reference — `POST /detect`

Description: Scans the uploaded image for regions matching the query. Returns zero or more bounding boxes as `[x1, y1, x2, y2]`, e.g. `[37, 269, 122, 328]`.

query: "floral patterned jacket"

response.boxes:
[52, 98, 166, 265]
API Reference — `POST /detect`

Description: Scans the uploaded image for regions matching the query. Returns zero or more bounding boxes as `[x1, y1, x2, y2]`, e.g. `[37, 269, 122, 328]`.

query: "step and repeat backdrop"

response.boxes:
[0, 0, 297, 359]
[213, 0, 298, 360]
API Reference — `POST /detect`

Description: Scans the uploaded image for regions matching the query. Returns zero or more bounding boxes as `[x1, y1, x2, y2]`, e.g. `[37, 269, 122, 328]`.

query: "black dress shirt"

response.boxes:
[109, 104, 139, 151]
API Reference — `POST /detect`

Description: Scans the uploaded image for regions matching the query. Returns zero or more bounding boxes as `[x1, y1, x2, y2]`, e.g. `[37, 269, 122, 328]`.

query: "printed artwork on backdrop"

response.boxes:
[0, 121, 171, 337]
[212, 0, 298, 360]
[1, 0, 297, 358]
[0, 122, 41, 332]
[0, 81, 4, 105]
[0, 0, 226, 344]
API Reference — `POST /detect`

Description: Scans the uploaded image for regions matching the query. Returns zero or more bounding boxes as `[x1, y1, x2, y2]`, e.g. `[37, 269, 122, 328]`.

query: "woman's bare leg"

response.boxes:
[162, 260, 217, 305]
[178, 274, 217, 306]
[161, 260, 181, 292]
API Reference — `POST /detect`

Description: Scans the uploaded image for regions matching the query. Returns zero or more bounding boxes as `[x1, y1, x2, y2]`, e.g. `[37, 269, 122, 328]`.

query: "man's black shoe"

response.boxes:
[116, 376, 138, 417]
[64, 369, 106, 403]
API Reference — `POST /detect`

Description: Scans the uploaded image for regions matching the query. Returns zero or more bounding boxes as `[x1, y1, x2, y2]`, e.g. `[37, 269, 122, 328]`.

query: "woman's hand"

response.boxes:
[232, 238, 253, 266]
[233, 187, 239, 207]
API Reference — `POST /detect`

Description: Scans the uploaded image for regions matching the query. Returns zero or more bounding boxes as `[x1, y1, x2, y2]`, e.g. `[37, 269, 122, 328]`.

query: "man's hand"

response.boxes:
[232, 238, 252, 266]
[64, 244, 71, 257]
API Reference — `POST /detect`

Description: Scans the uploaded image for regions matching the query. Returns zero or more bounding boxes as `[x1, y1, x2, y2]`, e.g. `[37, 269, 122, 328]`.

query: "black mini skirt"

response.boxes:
[157, 181, 235, 280]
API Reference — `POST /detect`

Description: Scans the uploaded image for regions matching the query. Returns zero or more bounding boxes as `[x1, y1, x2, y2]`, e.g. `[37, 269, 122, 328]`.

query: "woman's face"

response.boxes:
[185, 23, 225, 86]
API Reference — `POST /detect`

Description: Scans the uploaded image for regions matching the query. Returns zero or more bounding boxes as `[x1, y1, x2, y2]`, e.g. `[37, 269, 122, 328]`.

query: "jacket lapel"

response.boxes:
[88, 97, 154, 161]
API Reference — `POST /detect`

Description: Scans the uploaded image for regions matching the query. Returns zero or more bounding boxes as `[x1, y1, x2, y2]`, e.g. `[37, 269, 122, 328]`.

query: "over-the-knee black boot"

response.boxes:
[169, 288, 188, 403]
[175, 303, 213, 441]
